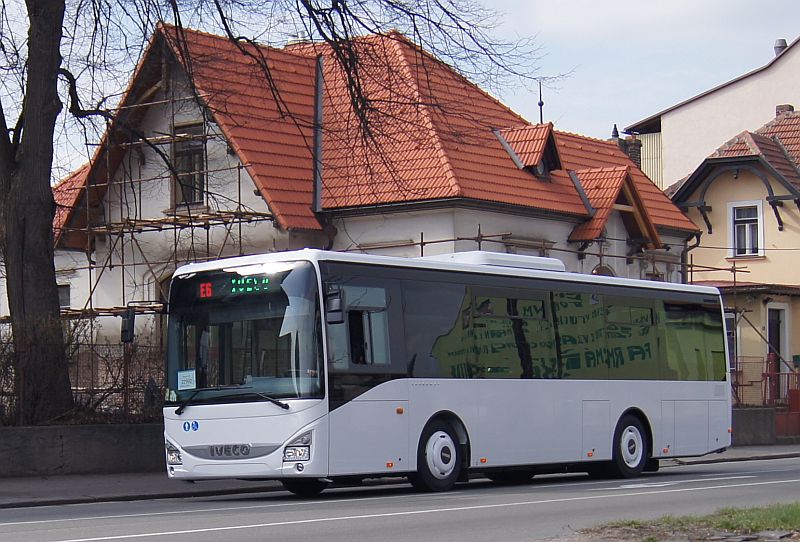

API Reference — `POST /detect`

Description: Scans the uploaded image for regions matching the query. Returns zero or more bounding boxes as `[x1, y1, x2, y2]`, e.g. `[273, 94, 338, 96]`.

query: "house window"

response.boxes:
[173, 123, 206, 206]
[57, 284, 70, 308]
[727, 200, 764, 257]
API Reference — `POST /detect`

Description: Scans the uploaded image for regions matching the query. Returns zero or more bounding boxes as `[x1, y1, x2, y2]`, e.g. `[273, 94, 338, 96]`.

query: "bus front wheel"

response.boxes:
[410, 420, 461, 492]
[611, 414, 648, 478]
[281, 478, 329, 497]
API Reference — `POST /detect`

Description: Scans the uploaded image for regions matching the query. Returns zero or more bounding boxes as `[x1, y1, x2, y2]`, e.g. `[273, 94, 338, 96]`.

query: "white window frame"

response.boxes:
[727, 200, 764, 258]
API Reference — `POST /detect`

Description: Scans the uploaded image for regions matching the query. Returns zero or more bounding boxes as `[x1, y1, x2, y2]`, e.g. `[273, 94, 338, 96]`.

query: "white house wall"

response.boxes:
[330, 207, 686, 283]
[0, 251, 90, 319]
[660, 45, 800, 184]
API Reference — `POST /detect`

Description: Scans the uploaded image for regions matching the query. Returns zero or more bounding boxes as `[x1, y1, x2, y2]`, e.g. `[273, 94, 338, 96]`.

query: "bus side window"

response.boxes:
[326, 284, 392, 368]
[349, 310, 367, 364]
[347, 308, 390, 365]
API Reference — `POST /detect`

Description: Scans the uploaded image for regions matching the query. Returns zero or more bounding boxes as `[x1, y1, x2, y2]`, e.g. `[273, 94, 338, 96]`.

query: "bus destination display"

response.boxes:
[197, 275, 271, 300]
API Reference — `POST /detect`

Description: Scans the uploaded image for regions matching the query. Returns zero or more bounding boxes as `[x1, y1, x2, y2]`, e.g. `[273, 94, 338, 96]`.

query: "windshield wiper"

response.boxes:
[173, 385, 240, 415]
[234, 391, 290, 410]
[174, 389, 202, 415]
[173, 388, 291, 414]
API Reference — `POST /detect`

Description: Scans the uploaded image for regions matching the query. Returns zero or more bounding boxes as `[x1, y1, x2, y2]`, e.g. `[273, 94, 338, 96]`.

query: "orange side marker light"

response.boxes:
[479, 458, 487, 464]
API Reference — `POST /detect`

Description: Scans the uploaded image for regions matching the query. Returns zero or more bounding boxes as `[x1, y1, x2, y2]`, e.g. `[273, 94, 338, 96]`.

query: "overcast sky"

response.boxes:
[489, 0, 800, 139]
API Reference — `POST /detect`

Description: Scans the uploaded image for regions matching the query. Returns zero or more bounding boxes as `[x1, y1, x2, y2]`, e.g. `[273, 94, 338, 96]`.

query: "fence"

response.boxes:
[732, 355, 800, 408]
[0, 340, 164, 425]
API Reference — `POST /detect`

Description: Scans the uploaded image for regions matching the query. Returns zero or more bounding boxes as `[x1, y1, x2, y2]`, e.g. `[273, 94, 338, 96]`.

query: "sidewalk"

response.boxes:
[1, 445, 798, 510]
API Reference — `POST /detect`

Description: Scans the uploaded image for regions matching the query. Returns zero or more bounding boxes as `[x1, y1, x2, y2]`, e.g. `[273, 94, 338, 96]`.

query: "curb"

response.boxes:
[0, 484, 283, 510]
[665, 452, 800, 467]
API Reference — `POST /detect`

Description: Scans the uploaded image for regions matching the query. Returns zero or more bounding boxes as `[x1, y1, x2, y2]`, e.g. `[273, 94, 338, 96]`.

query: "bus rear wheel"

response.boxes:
[410, 420, 461, 492]
[611, 414, 648, 478]
[281, 478, 329, 497]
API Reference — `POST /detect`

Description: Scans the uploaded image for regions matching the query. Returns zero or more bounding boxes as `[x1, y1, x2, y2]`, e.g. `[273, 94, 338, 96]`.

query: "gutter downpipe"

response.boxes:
[681, 231, 702, 284]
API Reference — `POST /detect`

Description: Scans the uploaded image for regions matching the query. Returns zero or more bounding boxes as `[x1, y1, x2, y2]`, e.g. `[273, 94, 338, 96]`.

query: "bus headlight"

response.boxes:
[166, 441, 183, 465]
[283, 431, 312, 461]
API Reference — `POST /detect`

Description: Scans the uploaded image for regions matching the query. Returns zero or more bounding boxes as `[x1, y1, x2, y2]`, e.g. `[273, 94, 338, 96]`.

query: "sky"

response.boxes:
[488, 0, 800, 139]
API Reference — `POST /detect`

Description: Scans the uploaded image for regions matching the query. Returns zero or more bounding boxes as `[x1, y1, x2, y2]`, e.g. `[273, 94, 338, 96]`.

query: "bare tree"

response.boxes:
[0, 0, 538, 424]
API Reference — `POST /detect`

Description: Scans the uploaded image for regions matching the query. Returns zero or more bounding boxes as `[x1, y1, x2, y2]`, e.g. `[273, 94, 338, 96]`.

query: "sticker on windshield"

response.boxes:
[177, 369, 197, 390]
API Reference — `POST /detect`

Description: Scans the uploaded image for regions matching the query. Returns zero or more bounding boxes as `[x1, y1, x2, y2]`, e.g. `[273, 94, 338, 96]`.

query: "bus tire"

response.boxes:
[410, 419, 461, 492]
[281, 478, 329, 497]
[611, 414, 648, 478]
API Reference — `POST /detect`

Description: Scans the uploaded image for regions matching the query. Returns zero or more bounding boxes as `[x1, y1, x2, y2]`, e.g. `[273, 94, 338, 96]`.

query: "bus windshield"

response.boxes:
[165, 260, 323, 404]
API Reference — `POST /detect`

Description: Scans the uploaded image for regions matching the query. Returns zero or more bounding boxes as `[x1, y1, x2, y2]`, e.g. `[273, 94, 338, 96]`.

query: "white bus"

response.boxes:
[162, 249, 731, 496]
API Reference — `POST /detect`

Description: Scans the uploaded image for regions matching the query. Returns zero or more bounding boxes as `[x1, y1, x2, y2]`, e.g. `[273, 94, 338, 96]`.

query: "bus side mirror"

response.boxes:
[326, 292, 344, 325]
[121, 307, 136, 343]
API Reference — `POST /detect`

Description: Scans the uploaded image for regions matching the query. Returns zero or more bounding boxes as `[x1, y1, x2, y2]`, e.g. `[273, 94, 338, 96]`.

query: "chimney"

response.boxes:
[623, 136, 642, 169]
[776, 104, 795, 117]
[609, 131, 642, 170]
[774, 38, 788, 57]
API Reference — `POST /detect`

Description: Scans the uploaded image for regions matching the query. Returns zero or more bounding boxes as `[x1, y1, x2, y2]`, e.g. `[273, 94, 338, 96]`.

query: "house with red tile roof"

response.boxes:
[37, 24, 697, 341]
[671, 109, 800, 414]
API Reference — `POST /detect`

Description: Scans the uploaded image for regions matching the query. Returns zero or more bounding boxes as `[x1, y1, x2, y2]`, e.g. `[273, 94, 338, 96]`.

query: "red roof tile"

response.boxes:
[57, 26, 697, 243]
[568, 166, 662, 247]
[499, 123, 556, 167]
[704, 112, 800, 187]
[568, 167, 628, 241]
[53, 164, 89, 247]
[555, 132, 698, 233]
[296, 34, 588, 215]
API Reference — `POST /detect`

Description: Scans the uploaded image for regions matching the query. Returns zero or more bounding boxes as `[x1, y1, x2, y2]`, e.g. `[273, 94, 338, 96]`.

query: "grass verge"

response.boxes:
[584, 502, 800, 540]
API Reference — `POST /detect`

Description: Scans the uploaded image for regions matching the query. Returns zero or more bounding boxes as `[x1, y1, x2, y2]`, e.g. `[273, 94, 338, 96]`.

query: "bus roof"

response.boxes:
[172, 249, 720, 297]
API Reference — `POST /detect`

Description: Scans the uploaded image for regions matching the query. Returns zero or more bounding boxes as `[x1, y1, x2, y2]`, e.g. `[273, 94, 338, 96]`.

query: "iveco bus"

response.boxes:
[163, 249, 731, 495]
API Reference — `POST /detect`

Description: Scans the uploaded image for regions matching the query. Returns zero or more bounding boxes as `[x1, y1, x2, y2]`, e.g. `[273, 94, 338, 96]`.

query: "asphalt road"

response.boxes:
[1, 458, 798, 542]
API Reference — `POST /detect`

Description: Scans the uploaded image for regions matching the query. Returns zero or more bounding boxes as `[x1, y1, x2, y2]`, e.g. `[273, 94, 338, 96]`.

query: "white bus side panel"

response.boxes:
[328, 379, 411, 476]
[475, 380, 582, 465]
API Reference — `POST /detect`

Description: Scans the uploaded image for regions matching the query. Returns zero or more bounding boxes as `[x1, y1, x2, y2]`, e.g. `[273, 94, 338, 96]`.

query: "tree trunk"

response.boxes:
[2, 0, 73, 424]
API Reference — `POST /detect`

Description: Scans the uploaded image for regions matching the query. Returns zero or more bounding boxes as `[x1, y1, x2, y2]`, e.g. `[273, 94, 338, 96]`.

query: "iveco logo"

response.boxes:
[209, 444, 251, 457]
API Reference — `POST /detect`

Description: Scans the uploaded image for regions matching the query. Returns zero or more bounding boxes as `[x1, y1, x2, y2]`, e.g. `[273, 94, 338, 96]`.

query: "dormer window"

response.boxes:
[532, 162, 550, 179]
[495, 124, 562, 181]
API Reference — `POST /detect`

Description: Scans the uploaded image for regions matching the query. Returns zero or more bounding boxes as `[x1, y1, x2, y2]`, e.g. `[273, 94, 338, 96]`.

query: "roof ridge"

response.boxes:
[769, 133, 800, 179]
[392, 37, 462, 197]
[555, 129, 618, 145]
[576, 164, 629, 174]
[740, 132, 763, 155]
[159, 22, 314, 63]
[709, 130, 755, 158]
[755, 109, 800, 136]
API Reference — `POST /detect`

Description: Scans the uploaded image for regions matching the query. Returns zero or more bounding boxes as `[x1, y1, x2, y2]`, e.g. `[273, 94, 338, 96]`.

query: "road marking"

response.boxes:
[605, 475, 755, 490]
[47, 478, 800, 542]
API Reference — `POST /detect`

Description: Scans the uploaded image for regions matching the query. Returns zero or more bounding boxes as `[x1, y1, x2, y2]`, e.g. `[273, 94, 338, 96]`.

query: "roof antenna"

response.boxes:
[538, 80, 544, 124]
